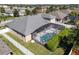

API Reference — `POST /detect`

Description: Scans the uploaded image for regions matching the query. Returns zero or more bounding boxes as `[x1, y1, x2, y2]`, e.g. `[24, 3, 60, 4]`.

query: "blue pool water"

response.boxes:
[40, 33, 55, 42]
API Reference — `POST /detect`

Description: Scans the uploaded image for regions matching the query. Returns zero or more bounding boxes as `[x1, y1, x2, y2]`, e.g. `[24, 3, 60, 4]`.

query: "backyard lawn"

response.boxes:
[6, 32, 52, 55]
[47, 28, 72, 54]
[0, 35, 24, 55]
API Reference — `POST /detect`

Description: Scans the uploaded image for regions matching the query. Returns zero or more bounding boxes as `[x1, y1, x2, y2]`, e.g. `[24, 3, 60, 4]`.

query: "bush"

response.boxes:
[47, 35, 60, 51]
[47, 28, 72, 51]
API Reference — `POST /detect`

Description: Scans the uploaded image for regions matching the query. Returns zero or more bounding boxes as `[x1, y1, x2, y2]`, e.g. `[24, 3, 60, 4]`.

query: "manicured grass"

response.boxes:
[0, 16, 14, 22]
[6, 32, 52, 55]
[0, 35, 24, 55]
[58, 28, 72, 37]
[47, 28, 72, 51]
[0, 26, 6, 30]
[47, 35, 60, 51]
[53, 48, 65, 55]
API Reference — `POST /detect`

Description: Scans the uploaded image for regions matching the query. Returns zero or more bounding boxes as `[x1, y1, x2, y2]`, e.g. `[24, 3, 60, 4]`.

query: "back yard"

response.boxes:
[47, 28, 72, 55]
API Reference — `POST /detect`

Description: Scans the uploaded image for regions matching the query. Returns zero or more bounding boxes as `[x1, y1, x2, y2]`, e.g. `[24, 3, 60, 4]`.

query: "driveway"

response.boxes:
[2, 33, 34, 55]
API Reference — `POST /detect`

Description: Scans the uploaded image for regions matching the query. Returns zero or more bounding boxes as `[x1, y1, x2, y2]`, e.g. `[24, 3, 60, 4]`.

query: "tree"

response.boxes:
[69, 11, 79, 16]
[10, 6, 13, 10]
[25, 9, 32, 15]
[75, 20, 79, 28]
[32, 7, 41, 14]
[32, 8, 37, 14]
[46, 5, 57, 13]
[13, 9, 19, 17]
[59, 5, 68, 10]
[0, 7, 5, 13]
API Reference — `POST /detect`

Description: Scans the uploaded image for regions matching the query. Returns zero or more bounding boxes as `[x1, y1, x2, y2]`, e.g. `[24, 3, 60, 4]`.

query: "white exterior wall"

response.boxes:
[50, 18, 56, 23]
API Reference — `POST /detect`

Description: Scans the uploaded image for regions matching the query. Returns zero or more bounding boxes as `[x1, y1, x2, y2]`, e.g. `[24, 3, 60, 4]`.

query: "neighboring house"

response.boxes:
[19, 9, 25, 16]
[0, 5, 14, 16]
[26, 7, 35, 12]
[5, 9, 14, 16]
[0, 39, 12, 55]
[36, 6, 50, 13]
[49, 9, 72, 23]
[6, 14, 64, 44]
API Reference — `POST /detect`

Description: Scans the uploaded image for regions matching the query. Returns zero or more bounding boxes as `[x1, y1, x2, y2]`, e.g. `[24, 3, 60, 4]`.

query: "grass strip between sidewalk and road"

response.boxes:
[0, 35, 24, 55]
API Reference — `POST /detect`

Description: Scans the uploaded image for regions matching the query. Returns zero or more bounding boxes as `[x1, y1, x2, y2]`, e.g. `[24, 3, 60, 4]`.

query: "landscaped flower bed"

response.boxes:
[71, 49, 79, 55]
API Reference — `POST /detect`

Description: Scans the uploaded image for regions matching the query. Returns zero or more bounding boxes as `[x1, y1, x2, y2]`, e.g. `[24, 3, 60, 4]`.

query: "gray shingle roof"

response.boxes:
[6, 14, 51, 36]
[49, 9, 72, 20]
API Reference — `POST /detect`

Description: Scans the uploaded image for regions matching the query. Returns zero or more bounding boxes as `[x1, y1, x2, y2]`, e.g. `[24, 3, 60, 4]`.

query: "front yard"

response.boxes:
[0, 35, 24, 55]
[6, 32, 52, 55]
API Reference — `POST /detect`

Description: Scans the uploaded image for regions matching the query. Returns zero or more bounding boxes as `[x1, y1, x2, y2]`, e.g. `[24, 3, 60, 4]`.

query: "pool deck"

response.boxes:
[33, 28, 59, 44]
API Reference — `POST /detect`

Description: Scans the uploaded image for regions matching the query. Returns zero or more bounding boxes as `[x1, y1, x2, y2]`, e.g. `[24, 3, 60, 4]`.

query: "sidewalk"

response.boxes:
[2, 33, 34, 55]
[0, 28, 11, 34]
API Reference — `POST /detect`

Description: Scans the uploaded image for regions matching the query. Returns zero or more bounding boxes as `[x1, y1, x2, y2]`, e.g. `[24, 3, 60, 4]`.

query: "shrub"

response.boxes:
[47, 28, 72, 51]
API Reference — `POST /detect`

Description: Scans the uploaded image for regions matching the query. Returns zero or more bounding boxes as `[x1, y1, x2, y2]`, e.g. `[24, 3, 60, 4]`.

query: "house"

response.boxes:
[0, 39, 12, 55]
[35, 6, 50, 13]
[49, 9, 72, 23]
[5, 9, 14, 16]
[6, 14, 64, 44]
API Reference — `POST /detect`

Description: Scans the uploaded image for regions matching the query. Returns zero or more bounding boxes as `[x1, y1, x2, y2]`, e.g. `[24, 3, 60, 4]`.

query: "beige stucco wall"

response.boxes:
[11, 30, 26, 42]
[25, 34, 32, 42]
[10, 30, 32, 42]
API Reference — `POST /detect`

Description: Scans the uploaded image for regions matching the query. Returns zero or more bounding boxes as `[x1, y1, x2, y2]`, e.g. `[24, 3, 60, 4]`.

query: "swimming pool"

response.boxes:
[40, 33, 56, 43]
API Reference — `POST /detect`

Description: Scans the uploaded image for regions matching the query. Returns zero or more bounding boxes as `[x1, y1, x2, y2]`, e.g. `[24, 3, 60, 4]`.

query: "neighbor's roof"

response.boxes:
[0, 39, 11, 55]
[61, 9, 72, 15]
[49, 9, 72, 20]
[6, 14, 54, 36]
[49, 11, 66, 19]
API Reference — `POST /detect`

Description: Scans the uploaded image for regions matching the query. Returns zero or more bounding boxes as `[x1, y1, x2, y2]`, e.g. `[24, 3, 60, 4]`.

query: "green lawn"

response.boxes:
[47, 28, 72, 51]
[0, 16, 14, 22]
[0, 26, 6, 30]
[53, 48, 65, 55]
[6, 32, 52, 55]
[58, 28, 72, 37]
[0, 35, 24, 55]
